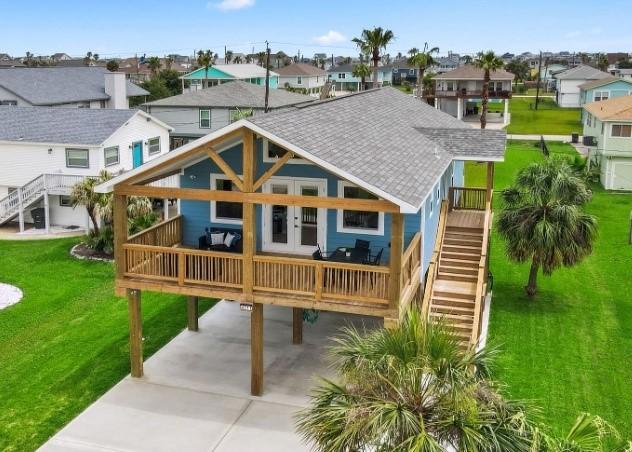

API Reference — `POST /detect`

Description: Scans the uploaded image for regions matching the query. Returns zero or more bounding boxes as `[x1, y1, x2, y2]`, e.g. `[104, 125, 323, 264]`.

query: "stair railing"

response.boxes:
[421, 200, 448, 319]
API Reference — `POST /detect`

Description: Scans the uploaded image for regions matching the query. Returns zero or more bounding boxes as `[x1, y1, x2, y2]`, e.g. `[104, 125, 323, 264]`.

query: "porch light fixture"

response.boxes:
[189, 174, 197, 181]
[240, 302, 253, 312]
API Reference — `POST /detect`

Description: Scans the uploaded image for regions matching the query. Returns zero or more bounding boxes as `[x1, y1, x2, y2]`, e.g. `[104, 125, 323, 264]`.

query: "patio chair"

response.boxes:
[312, 244, 329, 261]
[354, 239, 370, 250]
[364, 248, 383, 266]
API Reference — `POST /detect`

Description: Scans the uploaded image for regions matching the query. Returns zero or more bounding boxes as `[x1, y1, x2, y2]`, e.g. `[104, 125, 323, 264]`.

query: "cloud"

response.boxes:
[209, 0, 254, 11]
[312, 30, 347, 45]
[564, 30, 581, 39]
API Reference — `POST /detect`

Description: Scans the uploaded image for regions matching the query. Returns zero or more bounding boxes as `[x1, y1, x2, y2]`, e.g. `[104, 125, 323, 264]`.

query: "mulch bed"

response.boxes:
[70, 244, 114, 262]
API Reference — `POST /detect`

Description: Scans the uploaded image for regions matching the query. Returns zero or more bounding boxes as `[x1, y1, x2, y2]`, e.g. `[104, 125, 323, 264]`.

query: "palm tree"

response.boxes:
[473, 50, 504, 129]
[225, 50, 233, 64]
[352, 27, 395, 88]
[407, 47, 419, 57]
[147, 56, 161, 77]
[233, 55, 243, 64]
[106, 60, 119, 72]
[297, 308, 537, 451]
[497, 157, 598, 297]
[408, 43, 439, 97]
[535, 412, 629, 451]
[164, 56, 173, 70]
[71, 171, 113, 235]
[352, 63, 371, 91]
[196, 50, 213, 88]
[505, 60, 529, 88]
[463, 54, 473, 64]
[597, 53, 609, 72]
[256, 51, 267, 67]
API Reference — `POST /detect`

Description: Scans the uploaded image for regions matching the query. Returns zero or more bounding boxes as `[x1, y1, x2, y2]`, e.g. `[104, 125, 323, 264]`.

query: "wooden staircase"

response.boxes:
[422, 190, 492, 349]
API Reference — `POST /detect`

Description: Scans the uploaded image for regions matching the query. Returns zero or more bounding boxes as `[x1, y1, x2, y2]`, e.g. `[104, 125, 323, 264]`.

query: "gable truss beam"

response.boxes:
[206, 148, 244, 192]
[114, 184, 400, 213]
[253, 151, 294, 192]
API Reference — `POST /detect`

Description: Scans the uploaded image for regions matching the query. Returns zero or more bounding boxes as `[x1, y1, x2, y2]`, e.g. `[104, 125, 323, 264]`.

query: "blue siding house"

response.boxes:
[97, 87, 503, 394]
[579, 77, 632, 121]
[181, 64, 280, 91]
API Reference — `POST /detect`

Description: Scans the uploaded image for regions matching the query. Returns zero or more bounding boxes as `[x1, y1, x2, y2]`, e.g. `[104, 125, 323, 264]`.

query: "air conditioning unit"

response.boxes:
[582, 136, 597, 146]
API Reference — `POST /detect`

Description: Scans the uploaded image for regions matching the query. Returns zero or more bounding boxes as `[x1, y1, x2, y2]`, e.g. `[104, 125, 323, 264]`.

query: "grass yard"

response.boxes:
[0, 238, 215, 452]
[466, 141, 632, 435]
[506, 97, 582, 135]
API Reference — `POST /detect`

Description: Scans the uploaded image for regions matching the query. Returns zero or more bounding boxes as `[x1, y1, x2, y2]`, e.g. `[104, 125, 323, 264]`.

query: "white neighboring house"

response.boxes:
[0, 67, 148, 109]
[0, 107, 172, 232]
[553, 65, 611, 108]
[275, 63, 327, 95]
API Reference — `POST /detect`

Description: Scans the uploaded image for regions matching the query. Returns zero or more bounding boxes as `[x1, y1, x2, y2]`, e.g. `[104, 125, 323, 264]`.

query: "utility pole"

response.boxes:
[535, 51, 543, 110]
[224, 45, 227, 63]
[264, 41, 271, 113]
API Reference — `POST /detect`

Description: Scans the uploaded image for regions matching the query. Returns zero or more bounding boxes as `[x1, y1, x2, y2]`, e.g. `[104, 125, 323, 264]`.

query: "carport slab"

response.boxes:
[40, 301, 379, 451]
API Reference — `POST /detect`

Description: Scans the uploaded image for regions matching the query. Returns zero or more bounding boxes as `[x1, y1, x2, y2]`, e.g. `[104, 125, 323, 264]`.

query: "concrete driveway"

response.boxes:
[40, 301, 379, 452]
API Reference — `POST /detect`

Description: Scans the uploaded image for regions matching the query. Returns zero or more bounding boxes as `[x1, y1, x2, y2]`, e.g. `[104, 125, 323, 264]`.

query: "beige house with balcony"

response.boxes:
[429, 65, 514, 125]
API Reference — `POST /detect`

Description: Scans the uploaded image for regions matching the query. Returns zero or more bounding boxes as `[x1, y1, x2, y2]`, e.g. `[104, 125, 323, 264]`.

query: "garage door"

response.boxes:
[612, 161, 632, 190]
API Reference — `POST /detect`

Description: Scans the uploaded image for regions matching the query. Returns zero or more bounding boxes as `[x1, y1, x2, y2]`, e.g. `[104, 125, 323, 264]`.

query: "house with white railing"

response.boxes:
[0, 106, 173, 233]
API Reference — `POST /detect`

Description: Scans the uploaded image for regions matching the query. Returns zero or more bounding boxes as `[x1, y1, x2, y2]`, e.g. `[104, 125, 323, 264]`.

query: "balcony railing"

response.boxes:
[118, 216, 425, 313]
[434, 89, 511, 98]
[448, 187, 488, 211]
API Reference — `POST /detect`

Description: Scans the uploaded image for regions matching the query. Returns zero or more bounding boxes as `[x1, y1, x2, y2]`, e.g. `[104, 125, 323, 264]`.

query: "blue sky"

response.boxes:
[1, 0, 630, 58]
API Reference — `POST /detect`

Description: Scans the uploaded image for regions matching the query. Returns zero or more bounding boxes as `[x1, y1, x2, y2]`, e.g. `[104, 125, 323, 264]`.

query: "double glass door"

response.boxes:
[262, 178, 326, 255]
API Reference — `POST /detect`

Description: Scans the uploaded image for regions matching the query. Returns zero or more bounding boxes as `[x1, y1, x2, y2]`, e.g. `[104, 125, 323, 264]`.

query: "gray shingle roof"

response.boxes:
[275, 63, 327, 77]
[144, 80, 314, 108]
[434, 65, 515, 80]
[248, 88, 505, 208]
[0, 106, 138, 145]
[553, 64, 610, 81]
[578, 76, 632, 90]
[0, 67, 148, 105]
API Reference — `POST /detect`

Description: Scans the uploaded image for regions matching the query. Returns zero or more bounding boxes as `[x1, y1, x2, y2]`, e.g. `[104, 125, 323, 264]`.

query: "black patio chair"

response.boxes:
[312, 244, 329, 261]
[354, 239, 370, 250]
[365, 248, 383, 266]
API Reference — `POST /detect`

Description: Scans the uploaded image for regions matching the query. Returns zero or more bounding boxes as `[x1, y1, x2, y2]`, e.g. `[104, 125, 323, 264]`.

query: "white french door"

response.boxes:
[262, 177, 327, 255]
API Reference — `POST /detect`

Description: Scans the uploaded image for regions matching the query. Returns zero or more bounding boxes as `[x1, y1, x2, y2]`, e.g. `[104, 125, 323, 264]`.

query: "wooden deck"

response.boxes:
[446, 210, 486, 229]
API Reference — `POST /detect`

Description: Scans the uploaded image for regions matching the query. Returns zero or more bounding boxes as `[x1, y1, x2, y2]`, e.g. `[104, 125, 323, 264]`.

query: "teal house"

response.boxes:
[579, 77, 632, 121]
[181, 63, 279, 91]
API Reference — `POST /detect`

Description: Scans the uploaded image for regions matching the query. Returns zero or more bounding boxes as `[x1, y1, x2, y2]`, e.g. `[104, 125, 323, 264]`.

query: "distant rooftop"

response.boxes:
[0, 67, 148, 105]
[578, 76, 632, 90]
[434, 65, 515, 81]
[275, 63, 326, 77]
[553, 64, 610, 81]
[144, 80, 313, 109]
[181, 64, 278, 80]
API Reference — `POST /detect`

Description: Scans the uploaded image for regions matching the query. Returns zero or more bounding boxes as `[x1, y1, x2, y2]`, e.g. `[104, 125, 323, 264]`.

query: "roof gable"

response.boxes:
[434, 65, 515, 81]
[554, 64, 610, 81]
[579, 77, 632, 91]
[584, 95, 632, 121]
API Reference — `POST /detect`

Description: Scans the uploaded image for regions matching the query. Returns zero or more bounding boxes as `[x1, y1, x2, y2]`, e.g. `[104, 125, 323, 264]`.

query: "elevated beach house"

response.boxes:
[96, 88, 503, 395]
[0, 107, 172, 232]
[181, 64, 280, 92]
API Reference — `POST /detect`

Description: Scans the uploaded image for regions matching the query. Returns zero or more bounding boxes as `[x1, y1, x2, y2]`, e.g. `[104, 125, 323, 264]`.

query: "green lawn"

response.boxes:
[506, 97, 582, 135]
[0, 238, 215, 452]
[466, 141, 632, 435]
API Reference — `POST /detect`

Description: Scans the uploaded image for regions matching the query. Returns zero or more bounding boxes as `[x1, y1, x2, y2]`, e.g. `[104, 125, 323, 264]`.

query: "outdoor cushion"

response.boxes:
[224, 232, 236, 248]
[210, 233, 224, 246]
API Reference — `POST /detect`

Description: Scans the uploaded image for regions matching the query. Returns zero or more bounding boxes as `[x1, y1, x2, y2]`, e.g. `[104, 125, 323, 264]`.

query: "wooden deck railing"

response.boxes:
[127, 215, 182, 247]
[421, 201, 448, 318]
[400, 232, 422, 309]
[121, 243, 390, 306]
[448, 187, 488, 212]
[469, 193, 493, 347]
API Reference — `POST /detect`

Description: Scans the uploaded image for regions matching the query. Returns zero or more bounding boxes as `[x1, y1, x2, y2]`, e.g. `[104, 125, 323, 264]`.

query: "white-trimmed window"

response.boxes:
[66, 148, 89, 168]
[612, 124, 632, 138]
[446, 81, 455, 92]
[594, 91, 609, 102]
[262, 138, 308, 164]
[210, 174, 243, 224]
[338, 73, 346, 79]
[199, 109, 211, 128]
[104, 146, 119, 166]
[336, 181, 384, 235]
[59, 195, 72, 207]
[297, 76, 302, 85]
[148, 137, 161, 155]
[586, 113, 592, 127]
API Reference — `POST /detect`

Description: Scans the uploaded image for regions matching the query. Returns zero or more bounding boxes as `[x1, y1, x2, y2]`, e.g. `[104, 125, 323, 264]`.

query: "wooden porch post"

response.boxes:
[486, 162, 494, 201]
[242, 129, 263, 395]
[387, 212, 404, 326]
[292, 308, 303, 344]
[127, 289, 143, 378]
[187, 296, 199, 331]
[113, 193, 128, 280]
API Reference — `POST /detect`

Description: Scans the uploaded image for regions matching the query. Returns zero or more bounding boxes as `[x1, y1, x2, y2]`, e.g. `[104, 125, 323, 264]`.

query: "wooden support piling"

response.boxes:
[292, 308, 303, 345]
[127, 289, 143, 378]
[187, 296, 199, 331]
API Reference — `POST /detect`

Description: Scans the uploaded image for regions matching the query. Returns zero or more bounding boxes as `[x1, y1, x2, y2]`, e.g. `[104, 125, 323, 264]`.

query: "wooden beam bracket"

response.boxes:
[253, 151, 294, 192]
[207, 148, 244, 192]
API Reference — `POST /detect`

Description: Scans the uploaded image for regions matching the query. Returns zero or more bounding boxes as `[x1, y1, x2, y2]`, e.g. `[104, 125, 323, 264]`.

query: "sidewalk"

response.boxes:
[507, 134, 574, 142]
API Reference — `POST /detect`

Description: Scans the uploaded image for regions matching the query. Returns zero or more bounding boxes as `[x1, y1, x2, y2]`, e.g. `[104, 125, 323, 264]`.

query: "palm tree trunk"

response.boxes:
[525, 257, 539, 297]
[88, 207, 100, 236]
[418, 67, 425, 97]
[373, 57, 379, 89]
[481, 70, 490, 130]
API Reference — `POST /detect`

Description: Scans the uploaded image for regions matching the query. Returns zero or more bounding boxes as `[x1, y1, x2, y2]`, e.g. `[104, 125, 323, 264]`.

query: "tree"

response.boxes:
[505, 60, 529, 87]
[618, 59, 632, 69]
[473, 50, 504, 129]
[352, 27, 395, 88]
[578, 52, 590, 64]
[233, 55, 243, 64]
[256, 51, 266, 67]
[71, 171, 113, 235]
[297, 308, 537, 451]
[158, 69, 183, 96]
[225, 50, 233, 64]
[196, 50, 213, 88]
[462, 54, 473, 64]
[106, 60, 119, 72]
[352, 63, 371, 91]
[497, 157, 597, 297]
[408, 43, 439, 97]
[141, 76, 171, 101]
[83, 51, 99, 66]
[597, 53, 609, 72]
[147, 56, 162, 76]
[164, 56, 173, 70]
